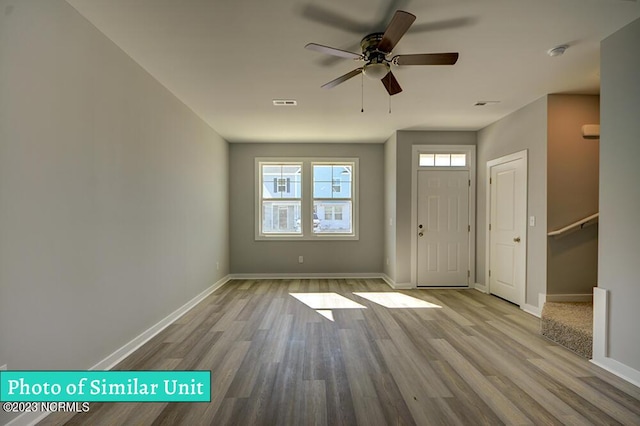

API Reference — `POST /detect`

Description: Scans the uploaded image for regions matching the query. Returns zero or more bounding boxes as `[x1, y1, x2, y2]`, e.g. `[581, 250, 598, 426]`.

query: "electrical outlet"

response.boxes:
[529, 216, 536, 227]
[298, 256, 304, 264]
[0, 364, 7, 371]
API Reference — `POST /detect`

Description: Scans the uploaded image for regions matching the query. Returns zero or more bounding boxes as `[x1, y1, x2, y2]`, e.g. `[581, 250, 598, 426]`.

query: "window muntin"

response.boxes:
[257, 159, 357, 240]
[419, 153, 467, 167]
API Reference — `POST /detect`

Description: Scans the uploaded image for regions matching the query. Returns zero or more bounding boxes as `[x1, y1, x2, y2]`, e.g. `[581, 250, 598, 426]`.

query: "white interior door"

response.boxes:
[417, 170, 470, 286]
[488, 155, 527, 305]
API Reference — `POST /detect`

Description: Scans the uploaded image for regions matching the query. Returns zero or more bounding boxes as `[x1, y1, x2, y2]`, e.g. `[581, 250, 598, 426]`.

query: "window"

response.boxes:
[313, 163, 352, 234]
[259, 163, 302, 235]
[419, 153, 467, 167]
[256, 158, 358, 240]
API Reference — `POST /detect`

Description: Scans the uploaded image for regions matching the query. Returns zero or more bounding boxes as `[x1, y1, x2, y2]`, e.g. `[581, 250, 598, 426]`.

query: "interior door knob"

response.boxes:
[419, 232, 424, 237]
[513, 236, 521, 243]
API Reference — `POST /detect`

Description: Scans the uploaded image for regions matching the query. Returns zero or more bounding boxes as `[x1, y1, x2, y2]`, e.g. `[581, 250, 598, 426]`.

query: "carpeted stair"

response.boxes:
[541, 302, 593, 359]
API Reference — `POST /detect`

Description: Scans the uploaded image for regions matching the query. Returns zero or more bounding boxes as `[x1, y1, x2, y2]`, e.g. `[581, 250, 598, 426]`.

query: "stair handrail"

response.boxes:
[547, 213, 599, 237]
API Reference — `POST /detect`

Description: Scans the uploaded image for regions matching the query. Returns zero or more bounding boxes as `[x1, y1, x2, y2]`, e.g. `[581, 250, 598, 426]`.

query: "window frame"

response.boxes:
[255, 157, 359, 241]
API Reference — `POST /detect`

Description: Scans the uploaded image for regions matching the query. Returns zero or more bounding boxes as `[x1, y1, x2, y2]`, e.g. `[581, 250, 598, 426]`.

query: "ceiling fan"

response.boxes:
[305, 10, 459, 96]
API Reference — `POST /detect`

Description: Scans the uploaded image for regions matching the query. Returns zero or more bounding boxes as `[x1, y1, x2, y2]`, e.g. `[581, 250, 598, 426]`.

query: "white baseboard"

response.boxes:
[229, 272, 384, 280]
[545, 293, 593, 302]
[591, 287, 640, 387]
[474, 283, 487, 293]
[92, 274, 232, 371]
[522, 303, 542, 318]
[5, 275, 232, 426]
[591, 358, 640, 389]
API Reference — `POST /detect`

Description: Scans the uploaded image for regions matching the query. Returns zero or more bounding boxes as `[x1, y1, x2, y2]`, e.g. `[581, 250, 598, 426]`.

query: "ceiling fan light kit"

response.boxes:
[305, 10, 460, 98]
[363, 62, 390, 79]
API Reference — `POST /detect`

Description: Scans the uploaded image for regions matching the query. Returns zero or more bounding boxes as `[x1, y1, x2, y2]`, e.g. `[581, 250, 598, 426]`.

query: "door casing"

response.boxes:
[411, 145, 476, 288]
[485, 150, 528, 306]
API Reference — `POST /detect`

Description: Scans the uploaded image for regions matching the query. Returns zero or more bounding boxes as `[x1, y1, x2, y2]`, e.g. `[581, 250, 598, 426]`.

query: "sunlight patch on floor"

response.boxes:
[353, 292, 442, 309]
[289, 292, 366, 322]
[289, 293, 367, 310]
[315, 310, 335, 322]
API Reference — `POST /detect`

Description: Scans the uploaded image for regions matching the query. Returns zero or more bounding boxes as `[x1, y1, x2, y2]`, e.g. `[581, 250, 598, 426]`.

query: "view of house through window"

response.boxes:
[313, 164, 352, 234]
[257, 159, 357, 239]
[260, 163, 302, 234]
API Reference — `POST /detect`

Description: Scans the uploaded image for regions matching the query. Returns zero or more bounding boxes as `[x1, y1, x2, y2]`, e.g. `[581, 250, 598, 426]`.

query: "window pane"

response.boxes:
[451, 154, 466, 166]
[262, 201, 301, 234]
[313, 201, 352, 234]
[313, 164, 351, 198]
[435, 154, 451, 166]
[262, 164, 302, 199]
[419, 154, 435, 166]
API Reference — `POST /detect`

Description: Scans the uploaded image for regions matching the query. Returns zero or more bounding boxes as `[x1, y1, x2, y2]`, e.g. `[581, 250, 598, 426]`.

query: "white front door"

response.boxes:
[488, 154, 527, 305]
[417, 170, 470, 286]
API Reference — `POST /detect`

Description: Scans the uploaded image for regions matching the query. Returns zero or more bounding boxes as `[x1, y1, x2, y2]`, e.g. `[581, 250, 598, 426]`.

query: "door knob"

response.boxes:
[513, 237, 521, 243]
[419, 232, 424, 237]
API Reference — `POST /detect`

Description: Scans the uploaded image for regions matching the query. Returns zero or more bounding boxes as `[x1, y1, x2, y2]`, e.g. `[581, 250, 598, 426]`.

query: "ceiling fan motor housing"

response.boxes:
[361, 33, 390, 79]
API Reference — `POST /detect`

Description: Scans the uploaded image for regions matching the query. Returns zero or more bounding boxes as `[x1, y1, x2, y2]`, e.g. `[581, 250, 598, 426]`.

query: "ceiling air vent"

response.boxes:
[273, 99, 297, 106]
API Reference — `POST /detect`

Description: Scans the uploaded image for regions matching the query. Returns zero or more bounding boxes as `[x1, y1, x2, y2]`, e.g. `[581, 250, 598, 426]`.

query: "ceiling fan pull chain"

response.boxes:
[361, 72, 364, 113]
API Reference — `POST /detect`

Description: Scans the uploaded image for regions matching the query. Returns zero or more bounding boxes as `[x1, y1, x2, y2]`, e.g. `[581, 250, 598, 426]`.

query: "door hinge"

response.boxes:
[467, 270, 470, 278]
[490, 177, 492, 184]
[468, 179, 471, 187]
[468, 225, 471, 232]
[489, 223, 492, 231]
[489, 270, 491, 277]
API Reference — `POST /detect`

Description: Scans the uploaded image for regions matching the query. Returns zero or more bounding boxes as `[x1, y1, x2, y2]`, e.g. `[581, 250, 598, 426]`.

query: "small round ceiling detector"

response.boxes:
[547, 45, 568, 57]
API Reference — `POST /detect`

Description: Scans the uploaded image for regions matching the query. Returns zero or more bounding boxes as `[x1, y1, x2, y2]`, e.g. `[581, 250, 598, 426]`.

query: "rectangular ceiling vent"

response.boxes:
[474, 100, 500, 107]
[273, 99, 297, 106]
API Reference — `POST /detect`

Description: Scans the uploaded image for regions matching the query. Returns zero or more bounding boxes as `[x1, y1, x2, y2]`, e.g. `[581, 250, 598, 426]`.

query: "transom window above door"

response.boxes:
[419, 153, 467, 167]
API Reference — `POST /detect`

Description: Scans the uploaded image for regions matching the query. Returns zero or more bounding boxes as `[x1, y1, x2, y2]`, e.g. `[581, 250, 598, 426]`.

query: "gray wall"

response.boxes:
[0, 5, 229, 423]
[384, 133, 397, 281]
[229, 143, 384, 274]
[599, 18, 640, 372]
[477, 97, 548, 308]
[547, 95, 600, 295]
[394, 131, 477, 285]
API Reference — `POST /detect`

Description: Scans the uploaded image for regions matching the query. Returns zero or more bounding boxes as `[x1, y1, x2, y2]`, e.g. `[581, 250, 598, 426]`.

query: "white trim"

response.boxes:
[6, 275, 232, 426]
[474, 283, 488, 293]
[522, 304, 542, 318]
[545, 293, 593, 303]
[591, 286, 640, 387]
[593, 287, 608, 360]
[590, 359, 640, 389]
[255, 157, 359, 241]
[411, 145, 476, 287]
[230, 272, 382, 280]
[380, 274, 412, 289]
[91, 275, 232, 371]
[485, 150, 528, 307]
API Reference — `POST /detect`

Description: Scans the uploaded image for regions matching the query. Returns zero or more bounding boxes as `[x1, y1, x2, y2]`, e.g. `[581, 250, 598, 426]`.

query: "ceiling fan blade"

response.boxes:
[381, 71, 402, 96]
[322, 68, 364, 89]
[300, 4, 371, 34]
[393, 52, 459, 66]
[377, 10, 416, 53]
[409, 17, 477, 34]
[305, 43, 363, 60]
[375, 0, 411, 31]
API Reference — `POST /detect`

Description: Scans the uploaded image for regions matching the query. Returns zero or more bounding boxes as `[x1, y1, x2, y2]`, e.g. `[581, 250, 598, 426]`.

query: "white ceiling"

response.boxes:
[66, 0, 640, 143]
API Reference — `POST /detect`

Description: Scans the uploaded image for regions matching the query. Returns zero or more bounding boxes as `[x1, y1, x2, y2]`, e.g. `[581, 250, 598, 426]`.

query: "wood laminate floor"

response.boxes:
[42, 279, 640, 425]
